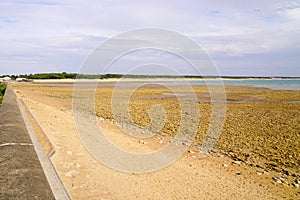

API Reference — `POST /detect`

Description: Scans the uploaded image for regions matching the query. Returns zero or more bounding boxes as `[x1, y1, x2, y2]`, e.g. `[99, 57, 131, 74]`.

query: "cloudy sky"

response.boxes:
[0, 0, 299, 76]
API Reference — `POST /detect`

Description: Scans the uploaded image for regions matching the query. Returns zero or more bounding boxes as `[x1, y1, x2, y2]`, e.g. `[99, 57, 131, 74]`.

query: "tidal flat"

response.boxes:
[13, 82, 300, 182]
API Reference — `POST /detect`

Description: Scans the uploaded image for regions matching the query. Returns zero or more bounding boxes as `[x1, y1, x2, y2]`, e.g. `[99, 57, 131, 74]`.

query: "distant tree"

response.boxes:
[10, 75, 17, 80]
[62, 72, 67, 79]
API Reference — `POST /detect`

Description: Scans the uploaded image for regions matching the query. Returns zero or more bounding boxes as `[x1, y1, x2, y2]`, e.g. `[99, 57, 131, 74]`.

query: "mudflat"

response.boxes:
[12, 81, 300, 199]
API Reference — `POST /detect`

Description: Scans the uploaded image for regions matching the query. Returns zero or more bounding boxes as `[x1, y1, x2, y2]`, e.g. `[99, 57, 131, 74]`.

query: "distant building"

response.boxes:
[15, 78, 32, 82]
[16, 78, 26, 82]
[4, 77, 11, 81]
[0, 77, 11, 82]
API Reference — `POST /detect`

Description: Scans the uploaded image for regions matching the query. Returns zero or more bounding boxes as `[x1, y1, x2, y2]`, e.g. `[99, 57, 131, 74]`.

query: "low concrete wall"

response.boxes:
[0, 84, 55, 199]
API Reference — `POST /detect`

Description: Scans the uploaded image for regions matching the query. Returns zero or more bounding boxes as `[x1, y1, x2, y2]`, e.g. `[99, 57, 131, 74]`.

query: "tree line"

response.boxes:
[1, 72, 123, 80]
[1, 72, 299, 80]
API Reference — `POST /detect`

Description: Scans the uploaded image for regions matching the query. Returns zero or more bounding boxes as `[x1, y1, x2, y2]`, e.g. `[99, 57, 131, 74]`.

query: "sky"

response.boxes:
[0, 0, 299, 76]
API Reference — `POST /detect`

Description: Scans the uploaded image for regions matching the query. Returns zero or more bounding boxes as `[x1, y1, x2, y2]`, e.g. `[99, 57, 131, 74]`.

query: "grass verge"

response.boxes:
[0, 83, 6, 106]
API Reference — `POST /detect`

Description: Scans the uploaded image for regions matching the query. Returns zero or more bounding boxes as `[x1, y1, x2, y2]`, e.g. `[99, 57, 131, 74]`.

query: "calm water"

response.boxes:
[49, 79, 300, 90]
[203, 79, 300, 90]
[163, 79, 300, 90]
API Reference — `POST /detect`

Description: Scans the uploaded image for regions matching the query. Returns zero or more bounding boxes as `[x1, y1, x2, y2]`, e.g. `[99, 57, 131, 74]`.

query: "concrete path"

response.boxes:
[0, 84, 69, 199]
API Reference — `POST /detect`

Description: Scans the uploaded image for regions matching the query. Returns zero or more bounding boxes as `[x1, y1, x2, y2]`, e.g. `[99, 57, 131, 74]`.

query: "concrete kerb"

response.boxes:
[17, 92, 71, 200]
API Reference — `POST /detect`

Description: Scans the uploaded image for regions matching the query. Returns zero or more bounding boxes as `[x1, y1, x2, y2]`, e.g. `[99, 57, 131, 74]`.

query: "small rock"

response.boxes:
[283, 170, 290, 176]
[217, 154, 224, 158]
[222, 164, 228, 167]
[276, 179, 282, 184]
[255, 164, 263, 168]
[188, 150, 196, 154]
[232, 161, 242, 165]
[272, 177, 283, 184]
[236, 172, 241, 175]
[292, 183, 299, 188]
[210, 149, 217, 153]
[283, 180, 289, 185]
[139, 140, 147, 144]
[291, 173, 297, 177]
[267, 162, 277, 167]
[181, 142, 187, 146]
[282, 174, 288, 178]
[159, 140, 163, 144]
[256, 172, 262, 175]
[65, 170, 77, 177]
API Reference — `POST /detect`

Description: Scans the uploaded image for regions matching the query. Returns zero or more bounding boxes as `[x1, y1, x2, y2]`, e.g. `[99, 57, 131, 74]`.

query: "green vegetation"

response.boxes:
[0, 83, 6, 106]
[19, 72, 78, 79]
[2, 72, 122, 80]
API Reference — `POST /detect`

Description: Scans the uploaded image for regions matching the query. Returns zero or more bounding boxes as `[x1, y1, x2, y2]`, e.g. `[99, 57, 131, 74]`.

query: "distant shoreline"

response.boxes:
[29, 77, 300, 83]
[2, 72, 300, 82]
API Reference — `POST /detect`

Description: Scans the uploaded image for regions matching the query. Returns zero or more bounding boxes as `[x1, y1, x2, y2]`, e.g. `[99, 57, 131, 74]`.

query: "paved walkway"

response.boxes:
[0, 85, 55, 199]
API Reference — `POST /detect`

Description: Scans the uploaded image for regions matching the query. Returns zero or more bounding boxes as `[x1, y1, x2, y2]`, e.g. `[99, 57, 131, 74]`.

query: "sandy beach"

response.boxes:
[11, 81, 300, 199]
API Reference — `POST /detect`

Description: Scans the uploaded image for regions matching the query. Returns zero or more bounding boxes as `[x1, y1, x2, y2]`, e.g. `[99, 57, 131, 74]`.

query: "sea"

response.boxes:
[41, 78, 300, 90]
[160, 79, 300, 90]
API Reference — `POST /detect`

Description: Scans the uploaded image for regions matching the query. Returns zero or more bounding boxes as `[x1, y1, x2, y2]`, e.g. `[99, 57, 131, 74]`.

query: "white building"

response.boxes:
[3, 77, 11, 81]
[16, 78, 25, 82]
